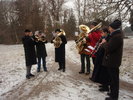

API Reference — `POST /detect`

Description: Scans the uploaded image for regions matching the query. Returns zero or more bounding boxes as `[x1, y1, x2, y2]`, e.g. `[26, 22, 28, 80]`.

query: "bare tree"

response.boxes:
[45, 0, 66, 28]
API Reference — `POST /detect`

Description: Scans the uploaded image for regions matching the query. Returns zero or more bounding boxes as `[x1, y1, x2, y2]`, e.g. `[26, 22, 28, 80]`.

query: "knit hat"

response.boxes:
[24, 29, 31, 32]
[90, 21, 98, 26]
[109, 19, 122, 30]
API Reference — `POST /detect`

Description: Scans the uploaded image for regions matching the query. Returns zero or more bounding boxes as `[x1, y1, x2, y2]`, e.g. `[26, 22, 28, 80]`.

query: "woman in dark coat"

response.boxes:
[51, 29, 67, 72]
[35, 31, 48, 72]
[102, 20, 123, 100]
[22, 29, 37, 79]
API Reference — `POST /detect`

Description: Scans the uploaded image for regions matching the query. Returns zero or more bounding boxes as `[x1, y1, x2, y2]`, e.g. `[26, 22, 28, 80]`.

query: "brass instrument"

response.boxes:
[76, 33, 87, 53]
[53, 29, 65, 48]
[76, 25, 90, 53]
[76, 22, 102, 54]
[76, 22, 102, 44]
[89, 22, 102, 33]
[34, 31, 47, 42]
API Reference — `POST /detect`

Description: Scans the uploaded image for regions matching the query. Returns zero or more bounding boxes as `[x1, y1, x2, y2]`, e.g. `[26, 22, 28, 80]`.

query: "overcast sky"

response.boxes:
[64, 0, 75, 8]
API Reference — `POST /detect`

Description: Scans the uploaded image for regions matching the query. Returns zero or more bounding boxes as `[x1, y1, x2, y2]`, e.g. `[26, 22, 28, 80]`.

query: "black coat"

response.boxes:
[102, 29, 123, 68]
[93, 46, 110, 84]
[91, 35, 110, 84]
[35, 41, 47, 58]
[22, 36, 37, 66]
[52, 35, 67, 62]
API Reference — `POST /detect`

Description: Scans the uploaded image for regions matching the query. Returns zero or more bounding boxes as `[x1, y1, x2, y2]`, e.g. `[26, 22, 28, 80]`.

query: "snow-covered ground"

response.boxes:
[120, 39, 133, 84]
[0, 39, 133, 100]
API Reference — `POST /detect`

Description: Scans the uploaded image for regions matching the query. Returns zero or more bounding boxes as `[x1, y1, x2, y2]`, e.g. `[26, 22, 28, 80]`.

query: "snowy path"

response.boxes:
[0, 40, 133, 100]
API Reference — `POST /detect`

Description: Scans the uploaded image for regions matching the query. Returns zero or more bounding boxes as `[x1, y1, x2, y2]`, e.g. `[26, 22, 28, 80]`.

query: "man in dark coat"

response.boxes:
[101, 20, 123, 100]
[22, 29, 37, 79]
[90, 28, 110, 92]
[52, 29, 67, 72]
[35, 31, 48, 72]
[77, 25, 91, 75]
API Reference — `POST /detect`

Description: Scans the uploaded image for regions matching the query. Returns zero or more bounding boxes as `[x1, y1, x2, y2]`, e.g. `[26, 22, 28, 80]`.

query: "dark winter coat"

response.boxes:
[52, 35, 67, 62]
[22, 36, 37, 66]
[35, 41, 47, 58]
[92, 46, 110, 84]
[102, 29, 123, 68]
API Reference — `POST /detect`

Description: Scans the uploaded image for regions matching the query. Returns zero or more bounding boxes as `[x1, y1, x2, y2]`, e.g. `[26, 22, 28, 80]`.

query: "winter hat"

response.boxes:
[102, 27, 110, 34]
[24, 29, 31, 32]
[90, 21, 98, 26]
[109, 19, 122, 30]
[39, 30, 42, 34]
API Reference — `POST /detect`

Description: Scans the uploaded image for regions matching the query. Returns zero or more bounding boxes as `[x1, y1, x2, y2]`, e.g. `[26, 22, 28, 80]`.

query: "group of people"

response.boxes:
[22, 19, 123, 100]
[22, 29, 67, 79]
[77, 20, 123, 100]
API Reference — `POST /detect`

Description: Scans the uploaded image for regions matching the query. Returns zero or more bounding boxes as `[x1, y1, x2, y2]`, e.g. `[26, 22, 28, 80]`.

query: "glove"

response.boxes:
[53, 40, 56, 43]
[83, 38, 86, 43]
[83, 43, 87, 47]
[60, 41, 62, 44]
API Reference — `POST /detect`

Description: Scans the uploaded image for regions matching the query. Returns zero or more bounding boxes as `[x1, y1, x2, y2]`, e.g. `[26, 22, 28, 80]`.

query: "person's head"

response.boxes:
[55, 29, 61, 34]
[24, 29, 32, 36]
[90, 21, 98, 29]
[38, 31, 42, 36]
[101, 27, 109, 37]
[34, 31, 39, 36]
[109, 19, 122, 33]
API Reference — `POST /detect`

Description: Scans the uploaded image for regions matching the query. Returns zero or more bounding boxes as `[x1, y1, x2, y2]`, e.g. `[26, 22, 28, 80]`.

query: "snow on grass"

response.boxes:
[120, 39, 133, 84]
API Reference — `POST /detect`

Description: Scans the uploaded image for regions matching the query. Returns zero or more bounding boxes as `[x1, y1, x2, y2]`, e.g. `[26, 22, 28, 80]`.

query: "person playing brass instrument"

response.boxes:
[51, 29, 67, 72]
[22, 29, 37, 79]
[34, 31, 47, 42]
[77, 25, 91, 75]
[87, 22, 102, 66]
[34, 31, 48, 72]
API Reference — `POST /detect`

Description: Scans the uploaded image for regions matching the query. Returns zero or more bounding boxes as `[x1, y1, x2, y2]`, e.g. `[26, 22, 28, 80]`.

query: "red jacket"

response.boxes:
[88, 30, 102, 47]
[88, 30, 102, 57]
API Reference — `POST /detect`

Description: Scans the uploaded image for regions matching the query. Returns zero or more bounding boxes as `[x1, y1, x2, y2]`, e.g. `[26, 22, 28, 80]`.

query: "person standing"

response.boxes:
[102, 20, 123, 100]
[34, 31, 48, 72]
[90, 28, 110, 92]
[22, 29, 37, 79]
[52, 29, 67, 72]
[88, 22, 102, 65]
[77, 25, 91, 75]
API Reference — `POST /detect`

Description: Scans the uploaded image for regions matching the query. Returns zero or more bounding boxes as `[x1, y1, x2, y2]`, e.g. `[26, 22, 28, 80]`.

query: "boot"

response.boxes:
[26, 75, 30, 79]
[58, 68, 62, 70]
[63, 69, 65, 72]
[79, 71, 85, 74]
[29, 74, 35, 77]
[99, 86, 109, 92]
